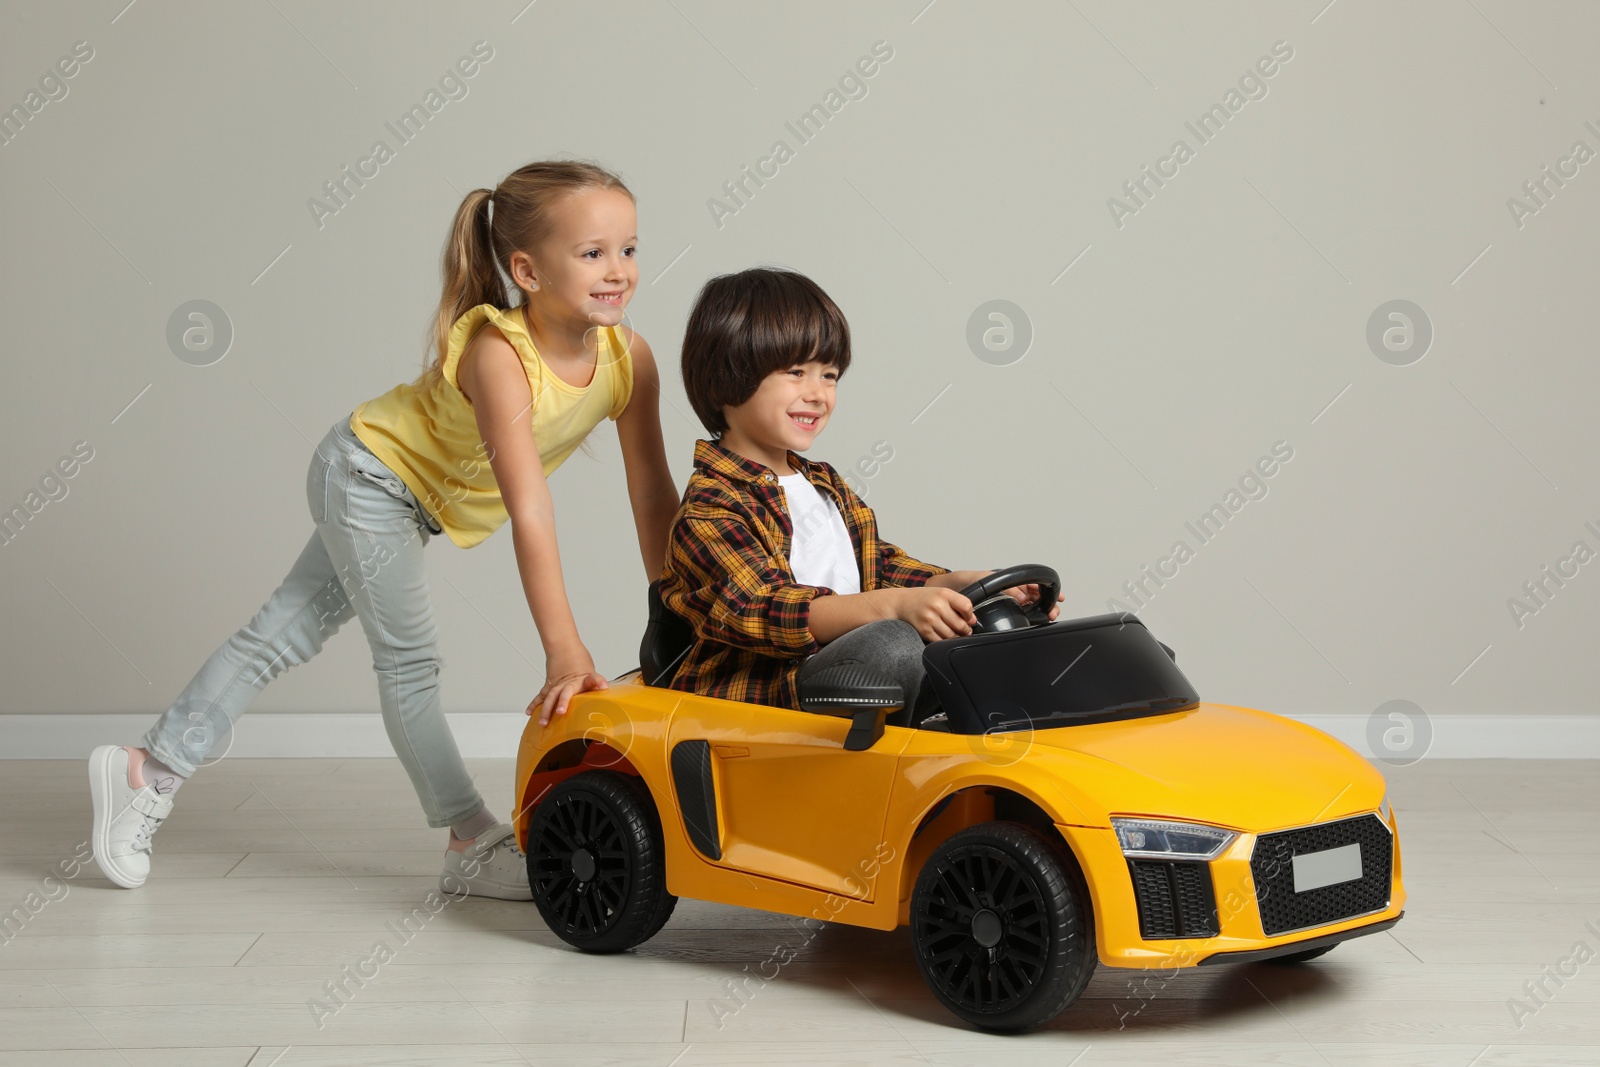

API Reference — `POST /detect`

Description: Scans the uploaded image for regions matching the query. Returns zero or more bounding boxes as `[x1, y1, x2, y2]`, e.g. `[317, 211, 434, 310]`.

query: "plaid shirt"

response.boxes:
[658, 438, 948, 710]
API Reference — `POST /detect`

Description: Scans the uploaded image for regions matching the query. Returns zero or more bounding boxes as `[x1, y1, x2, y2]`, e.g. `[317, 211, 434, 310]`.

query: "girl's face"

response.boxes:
[724, 360, 839, 465]
[513, 187, 638, 330]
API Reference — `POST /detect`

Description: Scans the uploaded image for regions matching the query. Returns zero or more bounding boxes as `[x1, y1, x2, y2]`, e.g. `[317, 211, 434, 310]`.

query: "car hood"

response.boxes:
[1010, 702, 1384, 832]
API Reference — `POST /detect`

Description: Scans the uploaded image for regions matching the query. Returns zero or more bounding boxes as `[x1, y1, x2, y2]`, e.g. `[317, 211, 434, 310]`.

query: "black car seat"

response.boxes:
[638, 579, 947, 732]
[639, 580, 696, 688]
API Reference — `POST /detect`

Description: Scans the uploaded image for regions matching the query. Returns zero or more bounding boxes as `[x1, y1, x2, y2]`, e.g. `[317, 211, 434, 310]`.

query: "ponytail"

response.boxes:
[418, 159, 635, 386]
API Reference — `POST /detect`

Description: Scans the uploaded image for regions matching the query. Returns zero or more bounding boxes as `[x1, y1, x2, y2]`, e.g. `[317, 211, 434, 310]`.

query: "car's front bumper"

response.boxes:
[1059, 807, 1406, 970]
[1195, 912, 1403, 965]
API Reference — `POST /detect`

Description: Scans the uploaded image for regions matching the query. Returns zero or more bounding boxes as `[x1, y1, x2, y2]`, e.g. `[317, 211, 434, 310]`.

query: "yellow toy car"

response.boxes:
[513, 564, 1405, 1032]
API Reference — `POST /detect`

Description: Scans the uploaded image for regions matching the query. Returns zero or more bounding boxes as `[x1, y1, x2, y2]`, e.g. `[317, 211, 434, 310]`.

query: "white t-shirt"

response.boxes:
[778, 473, 861, 594]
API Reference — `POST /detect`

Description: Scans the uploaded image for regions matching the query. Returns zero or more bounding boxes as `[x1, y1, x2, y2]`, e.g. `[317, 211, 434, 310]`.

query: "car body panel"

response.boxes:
[513, 676, 1406, 966]
[667, 698, 911, 899]
[896, 701, 1388, 832]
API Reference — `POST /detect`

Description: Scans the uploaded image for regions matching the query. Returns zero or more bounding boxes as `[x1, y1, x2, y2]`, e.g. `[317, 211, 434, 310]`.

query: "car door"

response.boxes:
[666, 698, 908, 900]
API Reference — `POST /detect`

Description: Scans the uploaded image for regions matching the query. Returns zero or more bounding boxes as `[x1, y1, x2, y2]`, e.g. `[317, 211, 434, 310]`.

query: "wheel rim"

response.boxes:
[915, 843, 1051, 1014]
[530, 790, 632, 937]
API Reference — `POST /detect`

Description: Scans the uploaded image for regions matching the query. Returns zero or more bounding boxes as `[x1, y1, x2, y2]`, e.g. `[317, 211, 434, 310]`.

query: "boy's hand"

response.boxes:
[1006, 582, 1064, 622]
[892, 586, 977, 642]
[529, 648, 609, 726]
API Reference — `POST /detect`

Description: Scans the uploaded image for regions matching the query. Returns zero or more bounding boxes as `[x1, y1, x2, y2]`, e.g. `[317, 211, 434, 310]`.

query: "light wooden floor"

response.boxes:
[2, 756, 1597, 1066]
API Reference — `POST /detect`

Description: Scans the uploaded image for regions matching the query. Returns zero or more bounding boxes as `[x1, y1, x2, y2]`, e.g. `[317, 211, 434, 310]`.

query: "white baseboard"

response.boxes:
[3, 712, 1599, 761]
[1299, 714, 1600, 760]
[0, 713, 529, 761]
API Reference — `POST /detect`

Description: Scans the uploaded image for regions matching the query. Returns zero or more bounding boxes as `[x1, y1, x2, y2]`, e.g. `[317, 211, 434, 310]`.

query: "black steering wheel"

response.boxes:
[956, 563, 1061, 633]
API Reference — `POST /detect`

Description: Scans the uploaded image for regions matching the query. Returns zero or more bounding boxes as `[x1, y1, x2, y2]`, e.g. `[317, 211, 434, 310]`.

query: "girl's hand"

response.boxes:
[1004, 582, 1064, 622]
[529, 649, 610, 726]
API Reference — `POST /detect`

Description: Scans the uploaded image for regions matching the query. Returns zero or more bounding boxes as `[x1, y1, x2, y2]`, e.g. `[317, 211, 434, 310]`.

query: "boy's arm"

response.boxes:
[877, 538, 951, 588]
[807, 584, 975, 643]
[926, 570, 991, 591]
[841, 484, 1052, 607]
[664, 501, 829, 660]
[844, 476, 949, 588]
[925, 569, 1064, 619]
[824, 469, 952, 589]
[812, 474, 973, 640]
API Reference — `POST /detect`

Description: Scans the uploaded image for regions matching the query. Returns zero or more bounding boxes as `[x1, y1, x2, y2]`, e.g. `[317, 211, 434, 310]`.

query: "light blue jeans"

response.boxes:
[141, 417, 484, 828]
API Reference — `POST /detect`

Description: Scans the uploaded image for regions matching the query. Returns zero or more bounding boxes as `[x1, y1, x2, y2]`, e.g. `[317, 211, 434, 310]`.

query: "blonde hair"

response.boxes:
[420, 159, 634, 386]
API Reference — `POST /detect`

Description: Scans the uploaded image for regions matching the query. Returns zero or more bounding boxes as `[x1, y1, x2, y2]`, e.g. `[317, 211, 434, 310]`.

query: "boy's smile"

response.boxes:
[721, 361, 839, 475]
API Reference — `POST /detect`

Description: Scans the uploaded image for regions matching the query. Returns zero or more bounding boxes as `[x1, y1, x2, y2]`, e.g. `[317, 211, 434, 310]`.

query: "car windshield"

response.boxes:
[927, 616, 1200, 734]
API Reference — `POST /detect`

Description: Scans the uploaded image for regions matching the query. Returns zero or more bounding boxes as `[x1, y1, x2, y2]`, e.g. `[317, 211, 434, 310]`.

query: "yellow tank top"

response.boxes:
[350, 304, 633, 548]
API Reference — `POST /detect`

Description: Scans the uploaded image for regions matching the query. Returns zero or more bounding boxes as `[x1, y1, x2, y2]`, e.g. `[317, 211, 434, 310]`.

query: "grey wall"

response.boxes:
[2, 1, 1595, 735]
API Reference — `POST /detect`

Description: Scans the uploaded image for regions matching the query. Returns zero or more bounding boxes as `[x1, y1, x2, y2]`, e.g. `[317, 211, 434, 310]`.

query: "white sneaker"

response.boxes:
[88, 745, 175, 889]
[441, 822, 532, 900]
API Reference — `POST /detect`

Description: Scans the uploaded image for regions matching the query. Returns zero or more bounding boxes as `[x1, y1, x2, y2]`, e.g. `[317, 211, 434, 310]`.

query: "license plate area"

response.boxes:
[1292, 842, 1363, 893]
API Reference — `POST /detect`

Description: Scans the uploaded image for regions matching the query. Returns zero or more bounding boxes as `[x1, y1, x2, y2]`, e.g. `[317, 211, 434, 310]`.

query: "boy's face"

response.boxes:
[724, 360, 839, 458]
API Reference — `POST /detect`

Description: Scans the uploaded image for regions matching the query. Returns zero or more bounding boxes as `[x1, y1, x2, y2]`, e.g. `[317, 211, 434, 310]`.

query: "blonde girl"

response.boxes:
[88, 160, 679, 897]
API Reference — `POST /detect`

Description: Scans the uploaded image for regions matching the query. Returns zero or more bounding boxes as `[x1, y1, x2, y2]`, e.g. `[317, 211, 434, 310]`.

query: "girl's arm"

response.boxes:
[457, 326, 606, 725]
[613, 330, 681, 578]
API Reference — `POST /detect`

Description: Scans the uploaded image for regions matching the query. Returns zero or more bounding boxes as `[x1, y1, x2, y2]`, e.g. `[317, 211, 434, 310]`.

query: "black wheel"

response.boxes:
[1270, 944, 1336, 964]
[526, 770, 677, 953]
[911, 821, 1096, 1031]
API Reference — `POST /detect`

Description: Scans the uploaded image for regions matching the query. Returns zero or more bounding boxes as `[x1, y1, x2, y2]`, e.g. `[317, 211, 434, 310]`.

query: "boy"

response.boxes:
[658, 267, 1054, 719]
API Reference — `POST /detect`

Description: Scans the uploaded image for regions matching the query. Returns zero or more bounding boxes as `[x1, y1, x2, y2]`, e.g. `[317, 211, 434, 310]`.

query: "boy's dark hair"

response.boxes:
[681, 267, 852, 437]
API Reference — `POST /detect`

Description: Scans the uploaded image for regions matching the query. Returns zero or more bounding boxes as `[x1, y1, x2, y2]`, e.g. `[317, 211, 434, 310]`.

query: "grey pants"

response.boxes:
[140, 417, 484, 829]
[796, 618, 934, 726]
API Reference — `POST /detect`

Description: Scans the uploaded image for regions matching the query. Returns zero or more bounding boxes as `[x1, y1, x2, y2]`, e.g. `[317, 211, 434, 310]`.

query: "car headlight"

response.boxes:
[1112, 817, 1237, 861]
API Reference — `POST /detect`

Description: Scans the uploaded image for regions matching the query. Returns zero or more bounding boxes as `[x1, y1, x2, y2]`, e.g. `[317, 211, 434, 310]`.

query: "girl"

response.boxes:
[88, 160, 680, 898]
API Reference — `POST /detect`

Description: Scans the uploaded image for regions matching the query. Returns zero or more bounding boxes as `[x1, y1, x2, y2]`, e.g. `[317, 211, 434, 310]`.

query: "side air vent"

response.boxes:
[670, 740, 720, 860]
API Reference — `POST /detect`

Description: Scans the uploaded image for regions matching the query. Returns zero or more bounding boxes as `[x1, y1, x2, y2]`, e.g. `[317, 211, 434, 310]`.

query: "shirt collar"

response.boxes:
[693, 438, 817, 486]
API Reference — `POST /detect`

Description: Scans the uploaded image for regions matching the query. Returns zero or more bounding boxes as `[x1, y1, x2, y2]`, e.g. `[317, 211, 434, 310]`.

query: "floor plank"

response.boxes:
[4, 756, 1594, 1063]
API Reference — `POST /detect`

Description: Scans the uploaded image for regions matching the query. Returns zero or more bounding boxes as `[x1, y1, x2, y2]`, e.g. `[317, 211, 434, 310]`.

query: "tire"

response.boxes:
[1270, 944, 1336, 964]
[911, 821, 1096, 1032]
[526, 770, 677, 954]
[638, 888, 679, 942]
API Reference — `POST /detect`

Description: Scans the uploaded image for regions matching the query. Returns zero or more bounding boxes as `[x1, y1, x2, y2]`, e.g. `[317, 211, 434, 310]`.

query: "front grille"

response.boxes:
[1129, 860, 1218, 939]
[1251, 813, 1392, 936]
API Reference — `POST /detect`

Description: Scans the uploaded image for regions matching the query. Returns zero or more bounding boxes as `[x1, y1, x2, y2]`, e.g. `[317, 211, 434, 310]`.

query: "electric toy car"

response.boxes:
[513, 564, 1405, 1032]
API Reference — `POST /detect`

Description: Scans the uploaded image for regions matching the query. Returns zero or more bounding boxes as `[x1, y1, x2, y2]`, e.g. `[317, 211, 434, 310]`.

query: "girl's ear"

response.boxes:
[507, 249, 539, 294]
